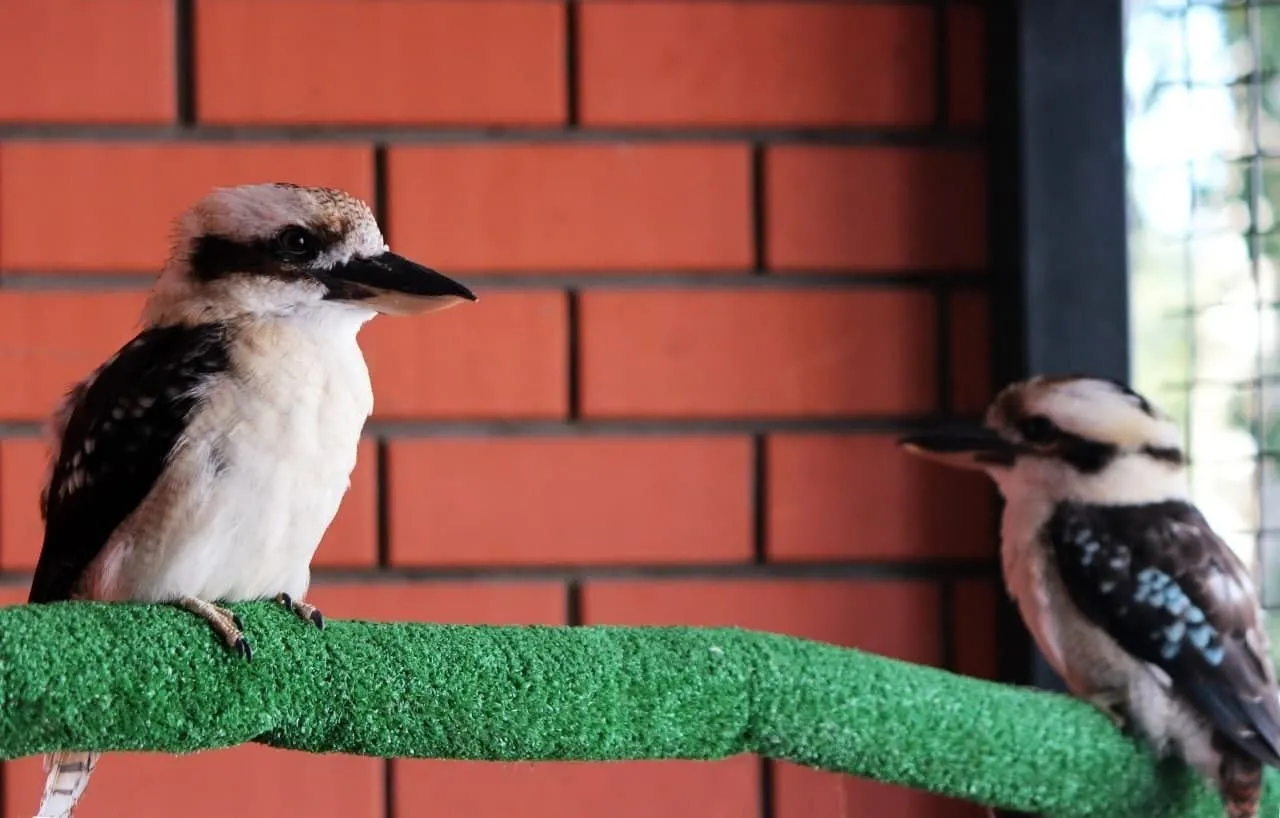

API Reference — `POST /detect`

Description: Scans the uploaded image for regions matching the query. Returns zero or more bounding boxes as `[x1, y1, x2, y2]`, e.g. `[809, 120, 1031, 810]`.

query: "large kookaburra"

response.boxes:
[901, 375, 1280, 818]
[26, 182, 476, 818]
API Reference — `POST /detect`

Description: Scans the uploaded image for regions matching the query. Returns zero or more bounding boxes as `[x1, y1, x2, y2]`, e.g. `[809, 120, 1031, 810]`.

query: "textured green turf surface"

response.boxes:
[0, 600, 1273, 817]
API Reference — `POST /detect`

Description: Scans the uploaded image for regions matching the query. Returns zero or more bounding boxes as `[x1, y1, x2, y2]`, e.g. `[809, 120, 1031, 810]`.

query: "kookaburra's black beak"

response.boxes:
[898, 426, 1023, 470]
[322, 252, 477, 316]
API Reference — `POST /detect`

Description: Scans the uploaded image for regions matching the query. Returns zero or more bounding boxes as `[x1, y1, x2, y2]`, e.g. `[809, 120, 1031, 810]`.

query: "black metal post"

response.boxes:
[985, 0, 1130, 695]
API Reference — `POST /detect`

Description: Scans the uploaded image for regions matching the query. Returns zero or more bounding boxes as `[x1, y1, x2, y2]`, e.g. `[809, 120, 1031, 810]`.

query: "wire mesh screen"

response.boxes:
[1126, 0, 1280, 622]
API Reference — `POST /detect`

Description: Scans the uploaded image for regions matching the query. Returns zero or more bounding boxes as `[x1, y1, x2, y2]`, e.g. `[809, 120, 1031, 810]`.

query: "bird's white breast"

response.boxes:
[95, 307, 375, 603]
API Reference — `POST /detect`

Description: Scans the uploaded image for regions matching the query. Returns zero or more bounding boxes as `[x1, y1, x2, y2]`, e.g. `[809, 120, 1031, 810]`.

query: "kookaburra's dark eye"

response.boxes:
[1018, 415, 1060, 445]
[274, 226, 318, 262]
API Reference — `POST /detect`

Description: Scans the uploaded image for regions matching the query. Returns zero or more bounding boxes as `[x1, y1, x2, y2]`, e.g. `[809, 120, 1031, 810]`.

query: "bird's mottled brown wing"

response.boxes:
[28, 324, 229, 604]
[1047, 500, 1280, 766]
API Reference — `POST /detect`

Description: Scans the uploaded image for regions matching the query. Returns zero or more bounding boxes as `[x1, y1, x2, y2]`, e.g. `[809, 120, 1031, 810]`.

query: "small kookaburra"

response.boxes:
[901, 375, 1280, 818]
[26, 182, 476, 818]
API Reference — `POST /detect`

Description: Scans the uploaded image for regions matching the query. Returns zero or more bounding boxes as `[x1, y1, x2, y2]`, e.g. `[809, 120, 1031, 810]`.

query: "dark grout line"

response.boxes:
[751, 144, 768, 273]
[0, 423, 45, 438]
[565, 0, 581, 127]
[372, 144, 390, 228]
[752, 435, 768, 564]
[759, 758, 775, 818]
[0, 124, 986, 146]
[566, 580, 584, 626]
[566, 289, 582, 419]
[308, 560, 1000, 584]
[0, 274, 157, 291]
[0, 559, 1000, 588]
[364, 416, 982, 438]
[375, 438, 392, 569]
[174, 0, 197, 126]
[0, 414, 984, 440]
[383, 759, 396, 818]
[0, 271, 994, 291]
[933, 0, 952, 129]
[935, 285, 955, 416]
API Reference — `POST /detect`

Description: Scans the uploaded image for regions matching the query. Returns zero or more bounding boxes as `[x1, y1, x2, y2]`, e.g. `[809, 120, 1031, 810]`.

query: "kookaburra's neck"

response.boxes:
[991, 451, 1190, 509]
[143, 262, 380, 328]
[145, 298, 378, 363]
[141, 270, 379, 397]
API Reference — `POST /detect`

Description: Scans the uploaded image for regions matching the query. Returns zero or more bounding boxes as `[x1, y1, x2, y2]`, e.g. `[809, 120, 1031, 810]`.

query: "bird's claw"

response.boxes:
[275, 592, 325, 631]
[175, 596, 252, 662]
[1087, 692, 1133, 736]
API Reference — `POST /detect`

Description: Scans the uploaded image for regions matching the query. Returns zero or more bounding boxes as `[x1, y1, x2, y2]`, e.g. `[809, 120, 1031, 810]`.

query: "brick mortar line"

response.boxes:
[375, 439, 392, 570]
[565, 288, 582, 419]
[173, 0, 196, 126]
[750, 144, 768, 272]
[564, 0, 581, 128]
[0, 272, 995, 290]
[751, 435, 769, 564]
[372, 144, 390, 227]
[759, 759, 775, 818]
[565, 580, 584, 626]
[382, 761, 396, 818]
[0, 416, 982, 439]
[561, 0, 958, 4]
[0, 125, 985, 146]
[363, 417, 985, 437]
[0, 560, 1000, 586]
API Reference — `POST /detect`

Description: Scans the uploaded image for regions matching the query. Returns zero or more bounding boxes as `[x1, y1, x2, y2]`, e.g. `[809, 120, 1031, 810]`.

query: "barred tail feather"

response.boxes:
[33, 751, 99, 818]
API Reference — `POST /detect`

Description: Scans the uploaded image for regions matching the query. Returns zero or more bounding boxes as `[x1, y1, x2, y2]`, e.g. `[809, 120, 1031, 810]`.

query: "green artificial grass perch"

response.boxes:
[0, 600, 1274, 817]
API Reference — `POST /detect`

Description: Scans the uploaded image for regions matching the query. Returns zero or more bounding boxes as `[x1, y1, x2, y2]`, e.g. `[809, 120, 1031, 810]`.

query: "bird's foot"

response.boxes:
[174, 596, 251, 661]
[1086, 690, 1134, 736]
[275, 592, 325, 630]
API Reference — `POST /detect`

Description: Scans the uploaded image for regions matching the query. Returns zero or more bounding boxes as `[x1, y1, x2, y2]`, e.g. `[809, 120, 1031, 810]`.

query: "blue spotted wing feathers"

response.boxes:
[1048, 501, 1280, 766]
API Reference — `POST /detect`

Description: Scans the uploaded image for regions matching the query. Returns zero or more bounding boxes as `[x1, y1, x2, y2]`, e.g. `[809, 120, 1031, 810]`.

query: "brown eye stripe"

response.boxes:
[1017, 417, 1059, 447]
[1051, 432, 1117, 474]
[188, 228, 344, 282]
[1141, 445, 1185, 465]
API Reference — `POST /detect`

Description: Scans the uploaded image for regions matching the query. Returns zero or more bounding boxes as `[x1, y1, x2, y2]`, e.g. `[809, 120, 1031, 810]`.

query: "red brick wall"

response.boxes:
[0, 2, 997, 817]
